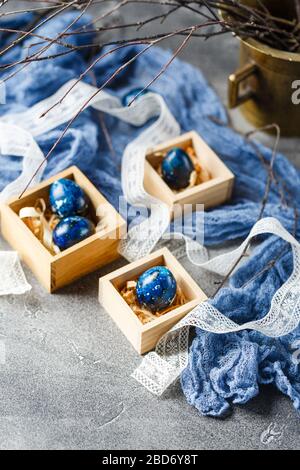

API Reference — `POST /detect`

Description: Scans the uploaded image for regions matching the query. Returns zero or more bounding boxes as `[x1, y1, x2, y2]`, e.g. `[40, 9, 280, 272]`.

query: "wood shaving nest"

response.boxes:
[22, 213, 60, 255]
[23, 202, 59, 239]
[120, 279, 186, 324]
[156, 145, 211, 192]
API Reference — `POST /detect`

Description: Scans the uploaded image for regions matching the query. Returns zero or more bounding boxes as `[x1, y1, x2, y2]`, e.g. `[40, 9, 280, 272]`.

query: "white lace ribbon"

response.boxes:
[0, 123, 46, 294]
[0, 79, 181, 260]
[0, 251, 31, 295]
[132, 217, 300, 395]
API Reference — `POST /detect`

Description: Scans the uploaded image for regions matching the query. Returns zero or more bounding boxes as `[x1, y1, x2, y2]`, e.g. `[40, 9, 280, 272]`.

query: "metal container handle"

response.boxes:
[228, 62, 257, 108]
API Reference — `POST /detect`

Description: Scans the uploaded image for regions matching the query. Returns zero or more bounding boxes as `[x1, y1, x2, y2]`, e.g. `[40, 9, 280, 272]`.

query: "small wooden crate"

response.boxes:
[99, 247, 207, 354]
[144, 130, 234, 214]
[0, 166, 126, 293]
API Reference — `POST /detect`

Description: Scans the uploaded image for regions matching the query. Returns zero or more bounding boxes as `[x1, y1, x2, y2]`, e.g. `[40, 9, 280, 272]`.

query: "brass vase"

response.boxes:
[226, 0, 300, 136]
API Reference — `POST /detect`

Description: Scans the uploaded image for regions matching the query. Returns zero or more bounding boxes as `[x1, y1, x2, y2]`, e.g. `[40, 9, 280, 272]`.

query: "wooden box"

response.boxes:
[0, 166, 126, 293]
[144, 130, 234, 214]
[99, 247, 207, 354]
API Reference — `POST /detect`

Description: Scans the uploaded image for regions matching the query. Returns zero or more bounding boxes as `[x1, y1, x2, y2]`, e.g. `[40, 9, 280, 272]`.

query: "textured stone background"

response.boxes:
[0, 3, 299, 450]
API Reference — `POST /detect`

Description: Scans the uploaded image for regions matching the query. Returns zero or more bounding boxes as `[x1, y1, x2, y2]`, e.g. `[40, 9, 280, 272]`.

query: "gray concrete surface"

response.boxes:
[0, 4, 300, 450]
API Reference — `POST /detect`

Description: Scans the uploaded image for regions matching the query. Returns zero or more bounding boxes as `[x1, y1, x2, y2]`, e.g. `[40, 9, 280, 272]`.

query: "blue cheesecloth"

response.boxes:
[0, 12, 300, 417]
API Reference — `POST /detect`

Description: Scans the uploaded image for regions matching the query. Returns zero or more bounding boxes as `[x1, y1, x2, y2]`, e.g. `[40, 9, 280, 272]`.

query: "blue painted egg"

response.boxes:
[53, 216, 95, 250]
[136, 266, 177, 312]
[161, 148, 194, 190]
[122, 87, 151, 107]
[49, 178, 88, 218]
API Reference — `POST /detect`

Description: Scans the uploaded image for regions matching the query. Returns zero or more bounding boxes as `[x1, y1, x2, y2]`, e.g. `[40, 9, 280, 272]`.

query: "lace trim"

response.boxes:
[132, 217, 300, 395]
[0, 252, 31, 295]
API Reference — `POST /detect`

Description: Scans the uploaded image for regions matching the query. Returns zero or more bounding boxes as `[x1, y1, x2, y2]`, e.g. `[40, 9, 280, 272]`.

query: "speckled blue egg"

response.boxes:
[53, 216, 95, 250]
[49, 178, 88, 218]
[161, 148, 194, 190]
[122, 87, 151, 107]
[136, 266, 177, 312]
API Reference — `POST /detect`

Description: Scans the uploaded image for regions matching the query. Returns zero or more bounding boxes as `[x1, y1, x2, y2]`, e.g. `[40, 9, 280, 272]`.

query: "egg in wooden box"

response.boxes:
[0, 166, 126, 293]
[99, 247, 207, 354]
[144, 131, 234, 216]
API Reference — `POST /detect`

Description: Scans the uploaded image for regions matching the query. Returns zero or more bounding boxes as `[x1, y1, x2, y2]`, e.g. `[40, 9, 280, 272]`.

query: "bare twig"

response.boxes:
[212, 124, 283, 297]
[212, 122, 299, 296]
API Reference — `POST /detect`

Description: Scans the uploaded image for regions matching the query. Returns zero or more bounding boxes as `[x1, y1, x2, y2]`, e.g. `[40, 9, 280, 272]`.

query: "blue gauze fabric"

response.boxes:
[1, 12, 300, 418]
